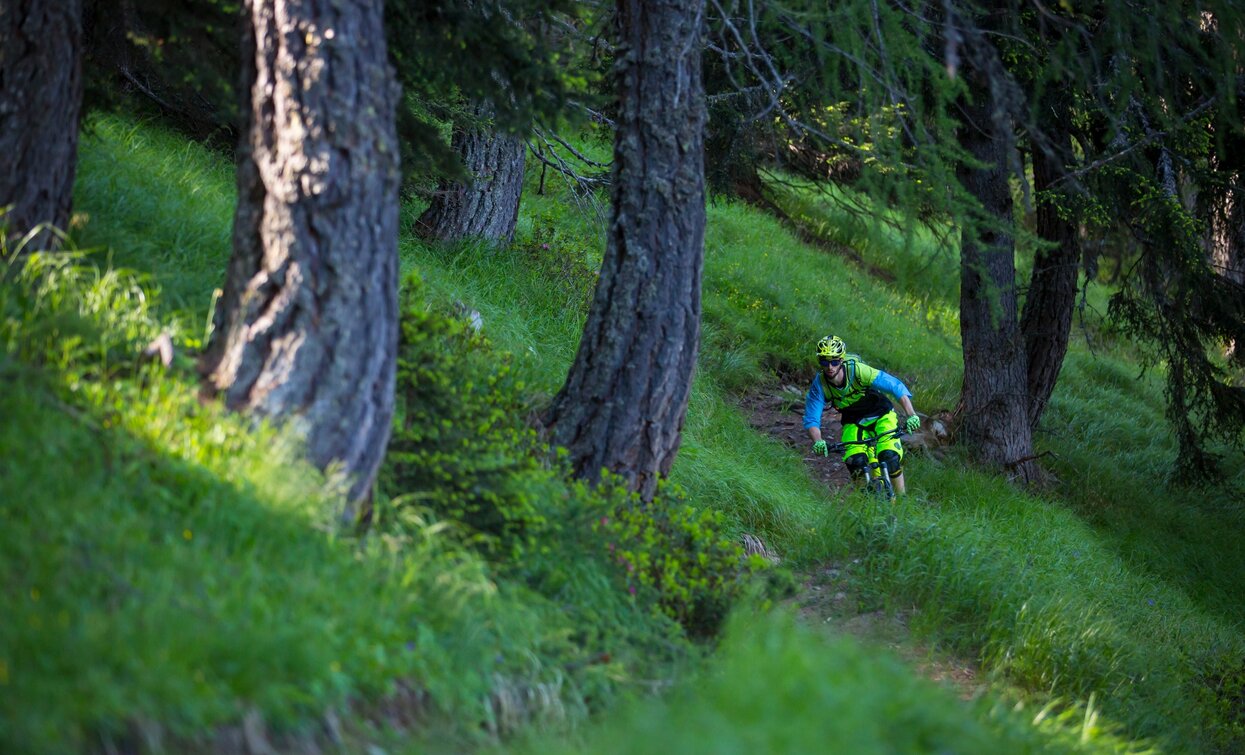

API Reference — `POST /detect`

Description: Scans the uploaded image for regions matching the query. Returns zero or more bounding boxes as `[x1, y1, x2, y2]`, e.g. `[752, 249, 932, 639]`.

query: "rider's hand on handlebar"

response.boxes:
[905, 414, 921, 433]
[812, 439, 829, 456]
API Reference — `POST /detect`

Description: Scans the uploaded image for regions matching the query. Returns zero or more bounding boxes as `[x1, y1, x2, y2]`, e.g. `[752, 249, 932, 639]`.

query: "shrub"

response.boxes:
[380, 273, 548, 559]
[519, 210, 599, 306]
[594, 481, 765, 638]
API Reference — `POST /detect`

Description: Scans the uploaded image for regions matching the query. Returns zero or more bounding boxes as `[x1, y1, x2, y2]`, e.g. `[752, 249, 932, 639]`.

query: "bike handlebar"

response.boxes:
[825, 426, 906, 455]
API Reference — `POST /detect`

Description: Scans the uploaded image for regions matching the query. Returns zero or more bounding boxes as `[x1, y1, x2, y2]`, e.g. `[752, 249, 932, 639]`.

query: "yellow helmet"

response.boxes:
[816, 335, 846, 360]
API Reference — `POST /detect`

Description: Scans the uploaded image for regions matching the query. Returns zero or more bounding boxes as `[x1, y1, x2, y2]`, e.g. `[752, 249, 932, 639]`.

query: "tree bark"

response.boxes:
[1204, 169, 1245, 367]
[545, 0, 706, 501]
[956, 83, 1037, 481]
[414, 102, 526, 243]
[0, 0, 83, 249]
[200, 0, 401, 506]
[1222, 181, 1245, 367]
[1020, 126, 1081, 429]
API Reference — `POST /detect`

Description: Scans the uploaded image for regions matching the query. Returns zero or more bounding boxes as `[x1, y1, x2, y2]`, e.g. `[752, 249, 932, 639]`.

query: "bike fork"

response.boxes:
[876, 461, 896, 500]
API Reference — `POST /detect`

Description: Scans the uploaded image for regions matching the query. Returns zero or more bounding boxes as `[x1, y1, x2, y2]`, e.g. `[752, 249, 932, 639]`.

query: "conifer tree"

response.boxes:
[200, 0, 401, 506]
[546, 0, 707, 500]
[0, 0, 84, 248]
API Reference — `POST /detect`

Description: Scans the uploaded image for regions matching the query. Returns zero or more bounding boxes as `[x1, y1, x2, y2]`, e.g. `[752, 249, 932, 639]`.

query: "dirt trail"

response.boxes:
[740, 385, 982, 701]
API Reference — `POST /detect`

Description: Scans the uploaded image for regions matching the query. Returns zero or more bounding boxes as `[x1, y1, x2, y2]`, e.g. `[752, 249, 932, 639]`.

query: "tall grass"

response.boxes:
[73, 115, 235, 329]
[522, 613, 1147, 755]
[0, 247, 593, 753]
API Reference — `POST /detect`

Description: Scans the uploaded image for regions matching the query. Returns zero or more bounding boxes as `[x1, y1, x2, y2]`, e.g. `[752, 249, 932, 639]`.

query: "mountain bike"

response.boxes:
[827, 426, 907, 501]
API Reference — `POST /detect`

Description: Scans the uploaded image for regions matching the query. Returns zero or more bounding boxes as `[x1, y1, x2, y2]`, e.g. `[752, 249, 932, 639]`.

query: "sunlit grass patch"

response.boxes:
[74, 114, 235, 326]
[0, 249, 580, 753]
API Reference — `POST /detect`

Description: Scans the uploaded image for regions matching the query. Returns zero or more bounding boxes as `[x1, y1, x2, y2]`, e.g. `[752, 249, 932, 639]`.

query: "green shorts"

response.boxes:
[840, 412, 903, 472]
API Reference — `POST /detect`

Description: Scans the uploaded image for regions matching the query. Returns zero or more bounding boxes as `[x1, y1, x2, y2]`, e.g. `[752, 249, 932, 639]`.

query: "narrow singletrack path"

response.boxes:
[740, 384, 982, 701]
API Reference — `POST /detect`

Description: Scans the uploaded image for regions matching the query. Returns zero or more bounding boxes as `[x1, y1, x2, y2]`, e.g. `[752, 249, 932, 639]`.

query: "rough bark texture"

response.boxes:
[1020, 128, 1080, 429]
[415, 102, 526, 243]
[1224, 187, 1245, 367]
[956, 86, 1037, 481]
[200, 0, 401, 505]
[1206, 171, 1245, 367]
[545, 0, 706, 501]
[0, 0, 83, 248]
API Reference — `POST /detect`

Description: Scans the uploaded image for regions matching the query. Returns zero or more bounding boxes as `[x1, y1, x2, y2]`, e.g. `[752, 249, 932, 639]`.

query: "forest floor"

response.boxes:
[739, 385, 982, 702]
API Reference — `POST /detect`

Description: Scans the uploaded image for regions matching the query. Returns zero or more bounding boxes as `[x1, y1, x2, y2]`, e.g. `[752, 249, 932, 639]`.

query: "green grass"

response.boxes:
[0, 250, 612, 753]
[4, 111, 1244, 753]
[521, 613, 1147, 755]
[73, 115, 235, 329]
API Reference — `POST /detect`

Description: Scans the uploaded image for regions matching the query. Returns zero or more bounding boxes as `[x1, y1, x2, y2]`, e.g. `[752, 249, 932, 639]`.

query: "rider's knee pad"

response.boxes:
[878, 449, 902, 477]
[844, 453, 869, 479]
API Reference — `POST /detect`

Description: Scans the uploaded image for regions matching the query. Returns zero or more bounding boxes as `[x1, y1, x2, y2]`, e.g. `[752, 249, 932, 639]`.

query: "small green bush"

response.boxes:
[595, 486, 763, 638]
[381, 273, 549, 558]
[519, 211, 599, 305]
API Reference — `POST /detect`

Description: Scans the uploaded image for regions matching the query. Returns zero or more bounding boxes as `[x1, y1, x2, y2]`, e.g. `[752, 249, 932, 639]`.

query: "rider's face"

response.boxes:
[821, 358, 843, 380]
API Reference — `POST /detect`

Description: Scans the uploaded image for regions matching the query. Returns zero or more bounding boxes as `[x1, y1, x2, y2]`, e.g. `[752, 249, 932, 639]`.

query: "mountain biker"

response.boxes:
[804, 335, 921, 495]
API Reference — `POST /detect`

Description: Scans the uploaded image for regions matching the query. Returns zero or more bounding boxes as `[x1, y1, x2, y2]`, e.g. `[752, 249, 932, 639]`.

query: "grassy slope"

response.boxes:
[1, 113, 1241, 753]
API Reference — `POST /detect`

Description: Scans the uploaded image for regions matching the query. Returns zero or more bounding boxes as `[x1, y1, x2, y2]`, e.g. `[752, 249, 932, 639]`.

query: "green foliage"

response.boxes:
[382, 273, 761, 638]
[703, 0, 969, 223]
[73, 114, 235, 324]
[596, 488, 762, 638]
[1195, 651, 1245, 752]
[518, 211, 600, 304]
[1103, 168, 1245, 481]
[386, 0, 595, 185]
[525, 613, 1144, 755]
[83, 0, 240, 141]
[0, 249, 558, 753]
[382, 273, 548, 558]
[83, 0, 591, 184]
[1, 248, 164, 377]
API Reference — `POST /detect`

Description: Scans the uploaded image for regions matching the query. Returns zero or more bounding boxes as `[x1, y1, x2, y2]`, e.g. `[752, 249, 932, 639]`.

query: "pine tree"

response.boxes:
[200, 0, 401, 507]
[546, 0, 707, 500]
[0, 0, 84, 248]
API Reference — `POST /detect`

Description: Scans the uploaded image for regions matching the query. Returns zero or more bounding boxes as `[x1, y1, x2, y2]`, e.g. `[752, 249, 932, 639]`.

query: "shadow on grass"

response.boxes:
[0, 364, 517, 755]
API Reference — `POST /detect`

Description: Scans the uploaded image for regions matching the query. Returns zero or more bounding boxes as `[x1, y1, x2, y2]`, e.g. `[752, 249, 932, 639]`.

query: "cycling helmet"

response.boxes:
[816, 335, 846, 360]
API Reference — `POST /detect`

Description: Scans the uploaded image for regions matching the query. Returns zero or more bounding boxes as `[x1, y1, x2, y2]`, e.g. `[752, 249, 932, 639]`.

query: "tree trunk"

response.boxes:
[415, 102, 526, 243]
[1020, 126, 1081, 429]
[1205, 170, 1245, 367]
[200, 0, 401, 507]
[545, 0, 706, 501]
[0, 0, 83, 248]
[1223, 182, 1245, 367]
[956, 84, 1037, 481]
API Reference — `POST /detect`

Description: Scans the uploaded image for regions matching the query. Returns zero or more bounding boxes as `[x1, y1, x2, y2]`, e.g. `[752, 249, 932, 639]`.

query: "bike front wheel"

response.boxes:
[865, 478, 893, 501]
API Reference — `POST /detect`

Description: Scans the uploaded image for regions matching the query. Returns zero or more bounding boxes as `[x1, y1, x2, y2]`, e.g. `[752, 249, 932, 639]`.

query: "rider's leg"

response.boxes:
[878, 448, 904, 494]
[875, 412, 907, 495]
[844, 452, 869, 482]
[840, 423, 868, 483]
